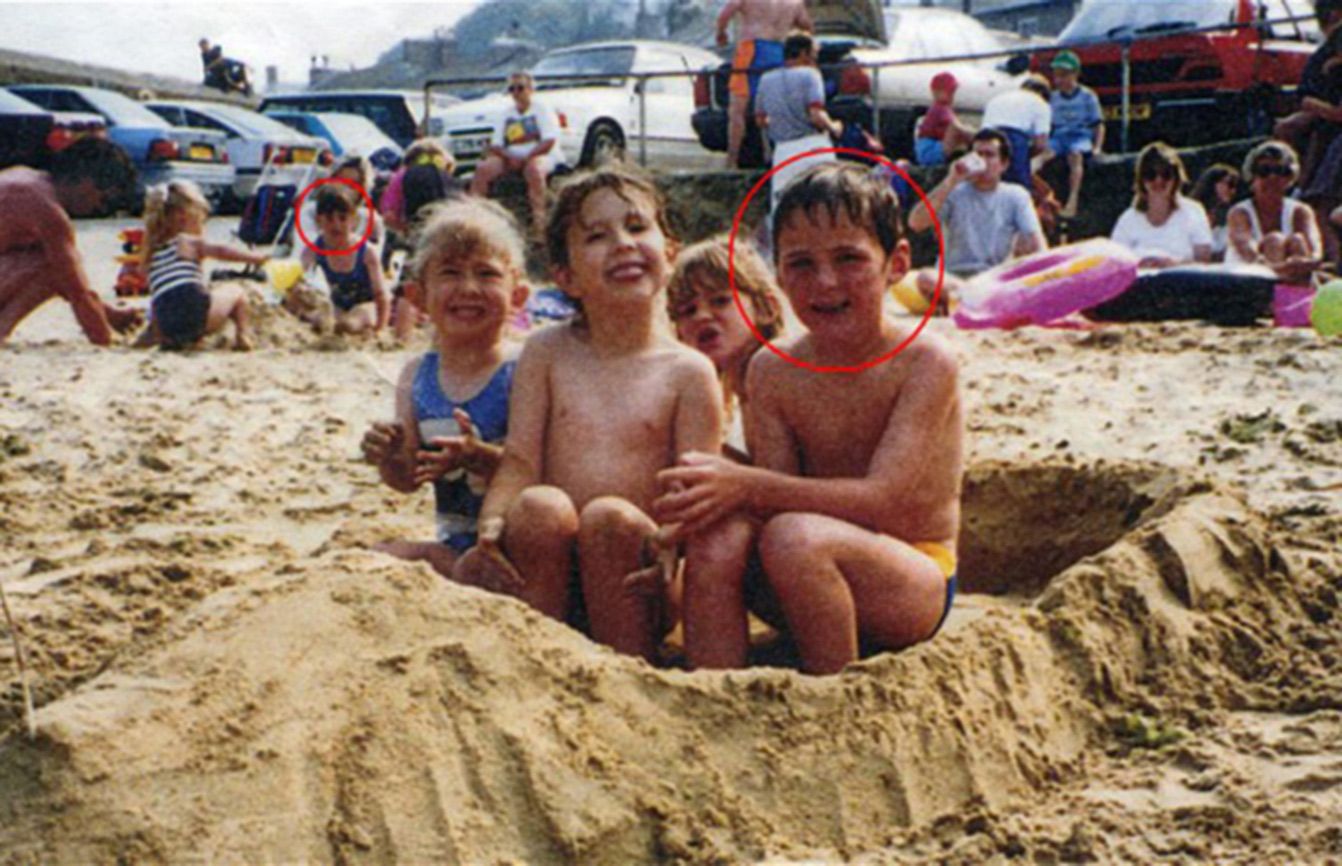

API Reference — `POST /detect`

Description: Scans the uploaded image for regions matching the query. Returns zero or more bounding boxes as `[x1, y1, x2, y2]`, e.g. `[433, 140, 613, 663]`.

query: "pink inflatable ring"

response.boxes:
[953, 239, 1138, 330]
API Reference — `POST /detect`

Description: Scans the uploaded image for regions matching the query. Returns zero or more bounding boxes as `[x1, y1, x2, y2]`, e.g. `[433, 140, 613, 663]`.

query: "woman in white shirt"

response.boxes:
[1226, 140, 1323, 283]
[1111, 142, 1212, 268]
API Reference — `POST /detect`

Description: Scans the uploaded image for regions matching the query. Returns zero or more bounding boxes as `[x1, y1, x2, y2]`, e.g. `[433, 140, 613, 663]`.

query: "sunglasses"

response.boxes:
[507, 84, 529, 93]
[1141, 167, 1175, 182]
[1254, 164, 1292, 178]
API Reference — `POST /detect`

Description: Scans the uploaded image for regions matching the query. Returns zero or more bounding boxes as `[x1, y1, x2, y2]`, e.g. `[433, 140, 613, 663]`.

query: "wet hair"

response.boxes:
[1021, 72, 1051, 101]
[333, 155, 372, 190]
[1191, 163, 1240, 226]
[1132, 141, 1188, 213]
[315, 184, 358, 217]
[545, 164, 673, 269]
[48, 137, 136, 211]
[783, 31, 815, 61]
[409, 197, 526, 281]
[1243, 140, 1300, 185]
[141, 180, 210, 266]
[771, 162, 904, 262]
[403, 138, 454, 173]
[971, 127, 1011, 163]
[668, 235, 784, 341]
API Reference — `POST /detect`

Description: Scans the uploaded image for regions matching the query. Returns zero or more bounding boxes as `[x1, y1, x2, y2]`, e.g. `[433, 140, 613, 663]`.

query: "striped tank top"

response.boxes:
[148, 237, 205, 300]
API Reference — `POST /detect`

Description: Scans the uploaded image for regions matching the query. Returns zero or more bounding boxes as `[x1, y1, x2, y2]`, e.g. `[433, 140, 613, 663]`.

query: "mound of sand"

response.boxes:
[2, 463, 1337, 864]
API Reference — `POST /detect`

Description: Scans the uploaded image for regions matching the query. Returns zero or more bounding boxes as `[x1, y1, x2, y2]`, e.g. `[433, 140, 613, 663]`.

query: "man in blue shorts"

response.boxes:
[716, 0, 812, 168]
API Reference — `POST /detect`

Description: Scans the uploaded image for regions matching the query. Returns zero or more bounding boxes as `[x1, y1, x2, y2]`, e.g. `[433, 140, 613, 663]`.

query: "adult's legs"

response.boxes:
[578, 496, 661, 660]
[727, 92, 748, 169]
[757, 512, 948, 675]
[522, 157, 552, 233]
[469, 155, 508, 199]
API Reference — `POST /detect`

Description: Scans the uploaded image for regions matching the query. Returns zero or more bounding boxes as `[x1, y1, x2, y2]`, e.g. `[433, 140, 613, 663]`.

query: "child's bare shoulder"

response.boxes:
[661, 340, 719, 389]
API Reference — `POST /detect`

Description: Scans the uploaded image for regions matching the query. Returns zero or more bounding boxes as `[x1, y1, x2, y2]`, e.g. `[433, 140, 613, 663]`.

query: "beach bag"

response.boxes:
[239, 184, 298, 246]
[401, 164, 453, 224]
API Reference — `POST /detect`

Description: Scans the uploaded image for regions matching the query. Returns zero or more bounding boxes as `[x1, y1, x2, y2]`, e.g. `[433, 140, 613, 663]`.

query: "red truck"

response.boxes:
[1035, 0, 1321, 150]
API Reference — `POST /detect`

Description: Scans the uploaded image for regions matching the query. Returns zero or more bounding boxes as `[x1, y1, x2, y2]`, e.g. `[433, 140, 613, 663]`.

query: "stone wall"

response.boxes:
[0, 47, 257, 105]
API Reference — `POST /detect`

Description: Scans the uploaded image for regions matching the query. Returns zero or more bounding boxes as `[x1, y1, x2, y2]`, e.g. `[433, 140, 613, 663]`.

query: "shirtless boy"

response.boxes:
[0, 142, 141, 345]
[717, 0, 813, 168]
[655, 163, 964, 674]
[454, 166, 728, 663]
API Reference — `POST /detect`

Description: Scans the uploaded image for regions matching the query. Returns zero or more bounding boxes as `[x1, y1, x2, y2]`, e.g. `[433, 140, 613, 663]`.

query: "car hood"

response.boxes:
[811, 0, 885, 44]
[438, 94, 513, 129]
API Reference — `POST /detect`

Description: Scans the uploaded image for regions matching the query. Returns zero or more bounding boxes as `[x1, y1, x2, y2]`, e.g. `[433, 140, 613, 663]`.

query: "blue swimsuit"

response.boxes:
[315, 238, 374, 312]
[412, 352, 516, 552]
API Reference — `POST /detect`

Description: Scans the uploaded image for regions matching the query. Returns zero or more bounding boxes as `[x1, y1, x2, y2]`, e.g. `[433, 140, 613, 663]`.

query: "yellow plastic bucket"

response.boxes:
[265, 260, 305, 296]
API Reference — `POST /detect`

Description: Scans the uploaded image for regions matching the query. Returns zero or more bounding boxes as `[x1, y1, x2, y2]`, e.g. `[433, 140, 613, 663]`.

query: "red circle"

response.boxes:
[727, 147, 945, 375]
[293, 177, 376, 256]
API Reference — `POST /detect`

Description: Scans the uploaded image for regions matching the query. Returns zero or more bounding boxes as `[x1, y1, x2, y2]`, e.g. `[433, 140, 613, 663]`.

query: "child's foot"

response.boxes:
[233, 334, 255, 351]
[106, 304, 144, 334]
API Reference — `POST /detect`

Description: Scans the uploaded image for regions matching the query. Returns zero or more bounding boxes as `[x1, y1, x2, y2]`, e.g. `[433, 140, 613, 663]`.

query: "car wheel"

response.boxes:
[581, 121, 625, 167]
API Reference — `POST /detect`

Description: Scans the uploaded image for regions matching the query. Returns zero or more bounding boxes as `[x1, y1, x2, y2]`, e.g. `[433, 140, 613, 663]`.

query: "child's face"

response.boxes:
[672, 276, 758, 372]
[932, 86, 954, 105]
[775, 208, 907, 345]
[1054, 69, 1079, 91]
[174, 203, 208, 234]
[555, 188, 671, 309]
[316, 210, 356, 243]
[420, 249, 526, 342]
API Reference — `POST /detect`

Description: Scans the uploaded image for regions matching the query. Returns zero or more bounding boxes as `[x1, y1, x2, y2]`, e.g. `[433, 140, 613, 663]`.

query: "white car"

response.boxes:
[440, 40, 722, 175]
[147, 100, 330, 204]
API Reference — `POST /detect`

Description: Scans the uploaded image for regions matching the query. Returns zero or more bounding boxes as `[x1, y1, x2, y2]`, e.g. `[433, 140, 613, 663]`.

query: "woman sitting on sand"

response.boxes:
[667, 236, 784, 461]
[1226, 141, 1324, 284]
[1191, 163, 1241, 263]
[1110, 142, 1213, 269]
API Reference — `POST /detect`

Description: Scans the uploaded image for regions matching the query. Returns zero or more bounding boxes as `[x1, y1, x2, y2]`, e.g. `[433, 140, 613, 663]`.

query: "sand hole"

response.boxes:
[957, 461, 1182, 596]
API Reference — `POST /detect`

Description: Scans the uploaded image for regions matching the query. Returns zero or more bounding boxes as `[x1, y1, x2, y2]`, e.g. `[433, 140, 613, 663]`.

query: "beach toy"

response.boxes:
[953, 238, 1137, 330]
[1273, 283, 1315, 328]
[265, 260, 305, 297]
[1312, 278, 1342, 336]
[113, 229, 148, 297]
[890, 273, 929, 315]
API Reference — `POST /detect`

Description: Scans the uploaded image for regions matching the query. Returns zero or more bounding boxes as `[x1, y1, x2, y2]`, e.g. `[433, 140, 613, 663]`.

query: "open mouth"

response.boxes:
[809, 300, 852, 316]
[694, 325, 723, 350]
[607, 260, 650, 282]
[446, 302, 488, 322]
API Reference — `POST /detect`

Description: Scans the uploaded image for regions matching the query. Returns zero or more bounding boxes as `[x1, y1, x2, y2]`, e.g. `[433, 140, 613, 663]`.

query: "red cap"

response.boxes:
[931, 71, 958, 93]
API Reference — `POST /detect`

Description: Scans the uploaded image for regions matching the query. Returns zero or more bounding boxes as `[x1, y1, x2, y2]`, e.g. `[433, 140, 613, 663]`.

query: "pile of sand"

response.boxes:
[2, 322, 1340, 864]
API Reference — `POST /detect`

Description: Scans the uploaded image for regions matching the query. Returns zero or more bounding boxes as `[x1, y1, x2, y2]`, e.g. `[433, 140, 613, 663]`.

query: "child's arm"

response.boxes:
[366, 244, 389, 331]
[198, 239, 267, 266]
[360, 359, 421, 493]
[413, 408, 506, 486]
[475, 333, 552, 543]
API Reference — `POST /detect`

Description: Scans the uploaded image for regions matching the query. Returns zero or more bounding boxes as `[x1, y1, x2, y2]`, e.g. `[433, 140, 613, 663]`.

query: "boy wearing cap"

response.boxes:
[915, 72, 975, 167]
[1048, 50, 1104, 218]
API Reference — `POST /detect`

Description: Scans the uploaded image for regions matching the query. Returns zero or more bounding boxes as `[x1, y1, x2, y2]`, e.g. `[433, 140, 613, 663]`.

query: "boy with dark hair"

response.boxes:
[654, 162, 965, 674]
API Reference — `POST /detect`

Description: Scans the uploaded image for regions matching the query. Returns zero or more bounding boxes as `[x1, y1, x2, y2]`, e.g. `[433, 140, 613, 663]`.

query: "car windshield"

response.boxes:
[317, 114, 399, 150]
[532, 46, 636, 86]
[200, 103, 304, 138]
[1059, 0, 1236, 43]
[884, 11, 1005, 61]
[86, 89, 171, 127]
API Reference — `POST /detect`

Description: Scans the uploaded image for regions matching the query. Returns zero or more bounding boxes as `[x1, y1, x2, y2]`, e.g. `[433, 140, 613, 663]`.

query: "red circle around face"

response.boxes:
[728, 147, 945, 375]
[294, 177, 376, 256]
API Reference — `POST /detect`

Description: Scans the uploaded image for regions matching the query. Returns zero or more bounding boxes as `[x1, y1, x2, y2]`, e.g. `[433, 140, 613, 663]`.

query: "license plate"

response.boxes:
[453, 135, 491, 155]
[1102, 103, 1152, 121]
[189, 145, 213, 160]
[290, 148, 316, 164]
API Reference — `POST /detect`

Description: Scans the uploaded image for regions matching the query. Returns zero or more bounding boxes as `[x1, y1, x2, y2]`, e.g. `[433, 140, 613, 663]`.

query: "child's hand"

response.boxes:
[653, 452, 755, 540]
[622, 526, 677, 599]
[413, 409, 495, 484]
[361, 422, 404, 466]
[452, 538, 526, 595]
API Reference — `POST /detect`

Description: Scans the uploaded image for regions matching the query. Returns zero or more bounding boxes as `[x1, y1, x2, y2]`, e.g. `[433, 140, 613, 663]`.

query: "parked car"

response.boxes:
[439, 40, 723, 176]
[147, 100, 329, 205]
[692, 1, 1021, 165]
[1035, 0, 1321, 150]
[263, 110, 403, 172]
[8, 84, 234, 212]
[258, 90, 460, 149]
[0, 89, 107, 169]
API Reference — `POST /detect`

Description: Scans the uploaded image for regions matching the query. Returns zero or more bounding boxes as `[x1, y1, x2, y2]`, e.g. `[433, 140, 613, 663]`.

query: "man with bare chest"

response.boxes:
[716, 0, 813, 168]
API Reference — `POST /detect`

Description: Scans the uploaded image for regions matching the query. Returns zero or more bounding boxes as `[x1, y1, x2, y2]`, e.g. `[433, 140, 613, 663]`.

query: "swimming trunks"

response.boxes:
[148, 238, 211, 346]
[729, 38, 785, 99]
[913, 541, 958, 639]
[412, 351, 516, 552]
[315, 237, 373, 312]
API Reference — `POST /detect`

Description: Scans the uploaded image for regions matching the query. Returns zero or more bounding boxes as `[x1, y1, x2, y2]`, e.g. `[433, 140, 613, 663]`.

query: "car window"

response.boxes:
[202, 104, 301, 138]
[640, 49, 693, 97]
[184, 109, 234, 136]
[1261, 0, 1322, 40]
[533, 46, 636, 86]
[1059, 0, 1236, 43]
[148, 105, 182, 126]
[260, 96, 411, 142]
[83, 90, 170, 127]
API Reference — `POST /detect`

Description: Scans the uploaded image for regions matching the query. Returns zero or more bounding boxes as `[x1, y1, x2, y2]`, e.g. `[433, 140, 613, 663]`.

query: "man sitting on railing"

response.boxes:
[469, 71, 565, 235]
[716, 0, 812, 169]
[1274, 0, 1342, 191]
[982, 74, 1053, 191]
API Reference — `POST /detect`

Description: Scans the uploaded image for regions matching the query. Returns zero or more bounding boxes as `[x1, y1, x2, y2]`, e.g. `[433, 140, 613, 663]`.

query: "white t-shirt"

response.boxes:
[1111, 197, 1213, 263]
[494, 100, 565, 163]
[982, 89, 1051, 137]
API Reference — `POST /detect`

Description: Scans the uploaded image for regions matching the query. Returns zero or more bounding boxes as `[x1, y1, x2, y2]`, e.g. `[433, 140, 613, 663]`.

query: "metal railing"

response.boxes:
[420, 11, 1321, 163]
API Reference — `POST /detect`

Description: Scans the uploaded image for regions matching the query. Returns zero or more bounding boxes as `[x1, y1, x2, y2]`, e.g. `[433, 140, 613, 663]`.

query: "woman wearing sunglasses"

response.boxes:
[1226, 141, 1323, 283]
[1111, 142, 1212, 270]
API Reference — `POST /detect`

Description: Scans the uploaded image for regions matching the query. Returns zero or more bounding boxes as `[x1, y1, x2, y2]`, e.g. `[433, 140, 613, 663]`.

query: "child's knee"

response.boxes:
[578, 496, 651, 545]
[758, 513, 826, 572]
[684, 517, 754, 593]
[508, 485, 579, 541]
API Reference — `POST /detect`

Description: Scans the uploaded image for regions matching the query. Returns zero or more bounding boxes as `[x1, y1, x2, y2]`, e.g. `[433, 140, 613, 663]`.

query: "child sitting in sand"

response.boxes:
[654, 163, 965, 674]
[360, 198, 530, 578]
[668, 235, 784, 461]
[300, 185, 388, 335]
[143, 180, 265, 351]
[452, 166, 731, 665]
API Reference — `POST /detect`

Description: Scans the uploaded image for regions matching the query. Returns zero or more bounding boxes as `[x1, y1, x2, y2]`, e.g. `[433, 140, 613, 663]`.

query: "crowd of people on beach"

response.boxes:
[1, 0, 1340, 675]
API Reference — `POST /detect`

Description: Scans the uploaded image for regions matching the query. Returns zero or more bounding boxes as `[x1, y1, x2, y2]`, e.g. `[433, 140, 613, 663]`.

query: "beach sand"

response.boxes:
[1, 218, 1341, 864]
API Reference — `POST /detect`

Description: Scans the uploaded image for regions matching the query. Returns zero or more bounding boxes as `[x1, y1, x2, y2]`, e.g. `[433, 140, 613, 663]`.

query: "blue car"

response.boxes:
[8, 84, 235, 211]
[264, 110, 403, 172]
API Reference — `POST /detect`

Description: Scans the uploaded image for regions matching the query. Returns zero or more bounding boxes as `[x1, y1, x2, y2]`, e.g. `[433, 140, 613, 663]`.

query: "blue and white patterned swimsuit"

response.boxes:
[412, 351, 516, 552]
